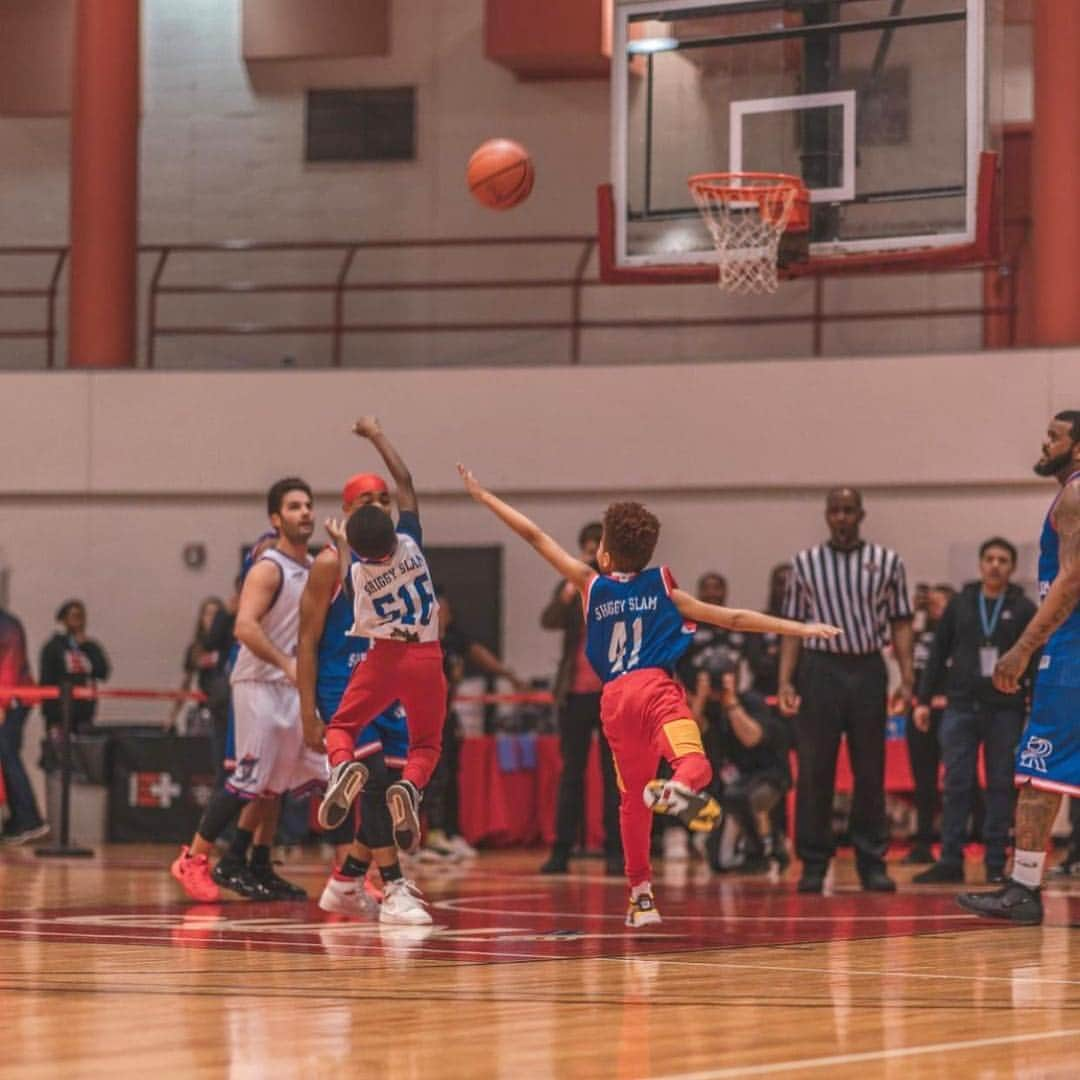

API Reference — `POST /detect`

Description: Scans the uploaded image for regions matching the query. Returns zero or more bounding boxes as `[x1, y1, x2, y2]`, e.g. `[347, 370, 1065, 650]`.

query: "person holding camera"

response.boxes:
[688, 662, 792, 872]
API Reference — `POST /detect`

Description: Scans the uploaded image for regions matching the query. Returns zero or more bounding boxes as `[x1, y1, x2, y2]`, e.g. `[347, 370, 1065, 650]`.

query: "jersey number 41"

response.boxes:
[609, 617, 643, 675]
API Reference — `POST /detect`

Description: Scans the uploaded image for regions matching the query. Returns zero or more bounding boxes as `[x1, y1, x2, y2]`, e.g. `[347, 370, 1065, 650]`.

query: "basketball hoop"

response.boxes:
[688, 172, 809, 294]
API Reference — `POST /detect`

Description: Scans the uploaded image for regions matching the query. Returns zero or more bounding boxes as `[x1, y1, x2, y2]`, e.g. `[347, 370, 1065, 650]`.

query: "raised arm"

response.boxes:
[995, 479, 1080, 693]
[297, 548, 339, 751]
[234, 559, 296, 684]
[458, 464, 594, 592]
[353, 416, 417, 514]
[671, 589, 841, 641]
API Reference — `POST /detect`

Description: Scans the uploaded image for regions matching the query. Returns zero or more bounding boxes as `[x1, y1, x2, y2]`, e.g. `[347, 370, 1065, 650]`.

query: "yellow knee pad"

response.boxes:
[662, 717, 705, 760]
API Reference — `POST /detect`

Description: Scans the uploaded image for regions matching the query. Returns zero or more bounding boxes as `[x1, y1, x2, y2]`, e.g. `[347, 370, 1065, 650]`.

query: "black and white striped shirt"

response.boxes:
[783, 542, 912, 655]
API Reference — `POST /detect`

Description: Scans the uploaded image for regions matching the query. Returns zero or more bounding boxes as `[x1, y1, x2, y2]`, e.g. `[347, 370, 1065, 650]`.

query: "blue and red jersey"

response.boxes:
[583, 567, 696, 684]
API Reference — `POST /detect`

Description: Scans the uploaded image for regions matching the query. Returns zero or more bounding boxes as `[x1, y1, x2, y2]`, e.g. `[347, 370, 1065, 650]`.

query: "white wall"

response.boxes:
[1, 346, 1077, 722]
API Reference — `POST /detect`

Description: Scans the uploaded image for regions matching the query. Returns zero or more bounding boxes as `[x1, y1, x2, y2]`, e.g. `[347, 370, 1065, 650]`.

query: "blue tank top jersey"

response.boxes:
[1037, 473, 1080, 688]
[584, 566, 696, 684]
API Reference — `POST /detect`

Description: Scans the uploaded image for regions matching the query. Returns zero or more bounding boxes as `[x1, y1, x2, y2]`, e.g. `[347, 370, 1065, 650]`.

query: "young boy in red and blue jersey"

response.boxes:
[458, 465, 840, 926]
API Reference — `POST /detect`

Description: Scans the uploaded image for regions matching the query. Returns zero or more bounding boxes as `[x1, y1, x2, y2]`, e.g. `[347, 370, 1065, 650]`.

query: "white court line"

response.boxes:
[0, 926, 584, 964]
[597, 952, 1080, 990]
[431, 896, 978, 922]
[648, 1028, 1080, 1079]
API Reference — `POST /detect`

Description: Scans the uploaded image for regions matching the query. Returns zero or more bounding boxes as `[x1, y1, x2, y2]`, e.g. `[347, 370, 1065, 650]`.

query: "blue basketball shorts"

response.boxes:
[1014, 682, 1080, 797]
[317, 685, 409, 769]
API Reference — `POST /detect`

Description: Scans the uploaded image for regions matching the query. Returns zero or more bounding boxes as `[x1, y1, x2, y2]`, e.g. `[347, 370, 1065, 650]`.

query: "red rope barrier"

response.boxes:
[0, 685, 206, 704]
[1, 685, 778, 708]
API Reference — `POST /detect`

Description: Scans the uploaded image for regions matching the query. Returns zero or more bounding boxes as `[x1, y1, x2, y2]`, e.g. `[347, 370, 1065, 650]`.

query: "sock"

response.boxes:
[250, 844, 272, 871]
[1011, 848, 1046, 890]
[339, 855, 369, 879]
[630, 880, 652, 900]
[225, 828, 253, 864]
[381, 861, 403, 884]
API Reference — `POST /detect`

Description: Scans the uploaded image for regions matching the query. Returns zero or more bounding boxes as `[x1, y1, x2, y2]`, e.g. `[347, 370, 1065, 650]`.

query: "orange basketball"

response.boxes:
[467, 138, 534, 210]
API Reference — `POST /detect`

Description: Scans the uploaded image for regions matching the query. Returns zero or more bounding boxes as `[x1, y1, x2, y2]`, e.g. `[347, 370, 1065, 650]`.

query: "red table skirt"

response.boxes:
[456, 735, 920, 848]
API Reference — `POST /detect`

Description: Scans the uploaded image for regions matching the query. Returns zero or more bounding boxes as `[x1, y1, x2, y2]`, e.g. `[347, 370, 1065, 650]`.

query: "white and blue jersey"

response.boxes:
[346, 511, 439, 644]
[584, 567, 696, 684]
[1016, 473, 1080, 796]
[320, 551, 408, 765]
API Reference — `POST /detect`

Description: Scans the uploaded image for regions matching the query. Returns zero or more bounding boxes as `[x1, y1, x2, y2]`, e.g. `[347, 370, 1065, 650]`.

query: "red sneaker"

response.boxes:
[171, 846, 220, 902]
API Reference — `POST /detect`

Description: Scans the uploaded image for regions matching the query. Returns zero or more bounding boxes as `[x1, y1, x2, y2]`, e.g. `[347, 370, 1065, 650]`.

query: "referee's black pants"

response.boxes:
[794, 651, 889, 876]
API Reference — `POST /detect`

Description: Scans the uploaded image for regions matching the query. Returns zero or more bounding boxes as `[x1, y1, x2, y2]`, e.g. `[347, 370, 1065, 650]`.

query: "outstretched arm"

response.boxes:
[995, 478, 1080, 693]
[671, 589, 841, 641]
[353, 416, 417, 514]
[458, 464, 594, 592]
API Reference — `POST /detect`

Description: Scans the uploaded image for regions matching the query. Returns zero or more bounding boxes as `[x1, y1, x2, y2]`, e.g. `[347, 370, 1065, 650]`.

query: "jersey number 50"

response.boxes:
[608, 617, 643, 675]
[373, 572, 436, 627]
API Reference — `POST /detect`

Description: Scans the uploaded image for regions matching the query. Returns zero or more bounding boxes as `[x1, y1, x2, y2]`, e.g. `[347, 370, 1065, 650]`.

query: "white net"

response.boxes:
[688, 174, 804, 295]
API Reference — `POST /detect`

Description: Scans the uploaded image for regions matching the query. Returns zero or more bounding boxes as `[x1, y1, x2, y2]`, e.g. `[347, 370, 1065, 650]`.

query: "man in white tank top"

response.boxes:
[318, 418, 447, 854]
[172, 478, 329, 903]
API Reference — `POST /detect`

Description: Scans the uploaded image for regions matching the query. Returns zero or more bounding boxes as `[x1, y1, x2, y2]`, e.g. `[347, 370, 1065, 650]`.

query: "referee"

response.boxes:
[778, 487, 914, 894]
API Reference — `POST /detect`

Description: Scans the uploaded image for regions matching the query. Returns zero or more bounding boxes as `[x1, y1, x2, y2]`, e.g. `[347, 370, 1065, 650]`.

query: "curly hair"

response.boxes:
[602, 501, 660, 572]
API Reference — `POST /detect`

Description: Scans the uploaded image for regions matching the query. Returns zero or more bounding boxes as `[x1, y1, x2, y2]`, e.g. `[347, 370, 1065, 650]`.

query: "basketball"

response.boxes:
[466, 138, 534, 210]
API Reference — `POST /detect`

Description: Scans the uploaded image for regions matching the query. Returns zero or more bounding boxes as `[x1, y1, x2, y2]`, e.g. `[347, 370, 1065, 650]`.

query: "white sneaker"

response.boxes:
[318, 874, 379, 918]
[379, 879, 433, 925]
[625, 888, 663, 929]
[447, 834, 477, 858]
[663, 828, 690, 862]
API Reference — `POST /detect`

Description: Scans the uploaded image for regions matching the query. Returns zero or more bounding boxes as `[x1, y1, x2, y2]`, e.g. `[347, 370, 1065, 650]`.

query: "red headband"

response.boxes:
[342, 473, 389, 507]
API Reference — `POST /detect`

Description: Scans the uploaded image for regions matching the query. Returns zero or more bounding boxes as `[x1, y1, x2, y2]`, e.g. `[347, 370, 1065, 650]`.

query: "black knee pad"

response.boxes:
[358, 791, 395, 850]
[197, 791, 246, 843]
[356, 753, 400, 849]
[362, 752, 392, 796]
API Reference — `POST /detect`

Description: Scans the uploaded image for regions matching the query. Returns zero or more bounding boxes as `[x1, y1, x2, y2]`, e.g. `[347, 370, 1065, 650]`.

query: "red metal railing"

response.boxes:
[0, 237, 1018, 369]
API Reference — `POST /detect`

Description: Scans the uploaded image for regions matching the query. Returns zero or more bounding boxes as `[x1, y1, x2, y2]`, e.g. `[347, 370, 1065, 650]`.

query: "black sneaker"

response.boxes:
[539, 848, 570, 874]
[765, 832, 791, 871]
[901, 843, 935, 865]
[212, 858, 275, 900]
[250, 862, 307, 900]
[913, 861, 964, 885]
[386, 779, 422, 853]
[957, 881, 1043, 925]
[859, 868, 897, 893]
[318, 760, 369, 831]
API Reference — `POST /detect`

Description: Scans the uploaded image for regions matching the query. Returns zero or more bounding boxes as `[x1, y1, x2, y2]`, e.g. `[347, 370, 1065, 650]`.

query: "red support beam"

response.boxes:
[1031, 2, 1080, 346]
[68, 0, 139, 368]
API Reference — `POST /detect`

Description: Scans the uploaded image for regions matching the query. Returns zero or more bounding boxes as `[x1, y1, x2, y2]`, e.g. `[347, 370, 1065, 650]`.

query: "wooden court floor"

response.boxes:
[2, 846, 1080, 1079]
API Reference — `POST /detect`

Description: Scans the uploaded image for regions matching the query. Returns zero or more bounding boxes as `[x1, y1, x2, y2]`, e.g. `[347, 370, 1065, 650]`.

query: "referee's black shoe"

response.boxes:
[859, 868, 897, 892]
[957, 881, 1043, 925]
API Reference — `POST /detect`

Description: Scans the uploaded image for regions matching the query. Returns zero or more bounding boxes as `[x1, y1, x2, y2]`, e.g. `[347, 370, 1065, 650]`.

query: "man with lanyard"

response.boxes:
[912, 538, 1035, 884]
